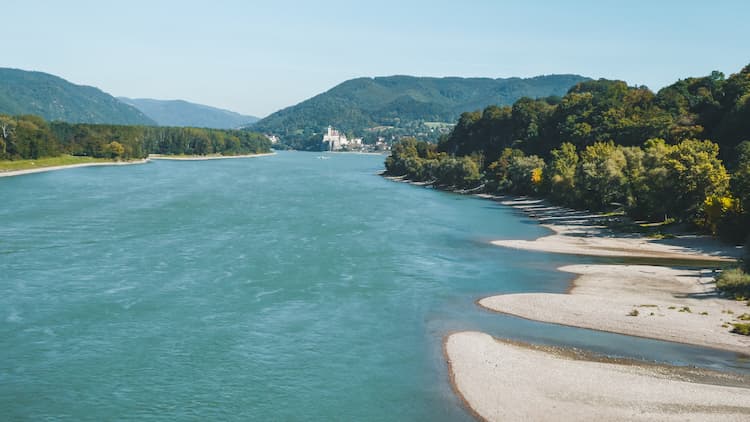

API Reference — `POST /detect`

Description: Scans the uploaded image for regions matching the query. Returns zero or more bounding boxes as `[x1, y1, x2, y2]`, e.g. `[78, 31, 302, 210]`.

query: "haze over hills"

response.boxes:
[0, 68, 155, 125]
[250, 74, 589, 146]
[119, 97, 260, 129]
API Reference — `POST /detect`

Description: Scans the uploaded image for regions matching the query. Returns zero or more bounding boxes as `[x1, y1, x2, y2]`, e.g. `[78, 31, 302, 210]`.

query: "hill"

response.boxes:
[119, 97, 259, 129]
[250, 74, 589, 147]
[0, 68, 154, 125]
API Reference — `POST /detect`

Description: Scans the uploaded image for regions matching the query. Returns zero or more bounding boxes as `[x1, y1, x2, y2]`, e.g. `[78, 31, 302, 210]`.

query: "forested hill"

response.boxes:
[119, 97, 259, 129]
[384, 64, 750, 244]
[250, 74, 588, 146]
[0, 68, 155, 125]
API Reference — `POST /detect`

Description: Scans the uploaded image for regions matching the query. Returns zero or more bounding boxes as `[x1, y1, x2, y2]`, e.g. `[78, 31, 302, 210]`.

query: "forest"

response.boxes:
[251, 74, 587, 148]
[385, 64, 750, 245]
[0, 115, 273, 160]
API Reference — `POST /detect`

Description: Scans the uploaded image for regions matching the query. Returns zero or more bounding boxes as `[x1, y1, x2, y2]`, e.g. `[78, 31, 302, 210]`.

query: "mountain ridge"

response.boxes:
[250, 74, 590, 147]
[119, 97, 259, 129]
[0, 68, 155, 125]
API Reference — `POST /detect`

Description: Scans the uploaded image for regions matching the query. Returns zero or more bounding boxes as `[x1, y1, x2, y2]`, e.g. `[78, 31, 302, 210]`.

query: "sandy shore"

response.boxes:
[148, 152, 276, 160]
[490, 197, 742, 261]
[446, 331, 750, 422]
[480, 264, 750, 354]
[451, 195, 750, 420]
[0, 159, 150, 178]
[479, 196, 749, 353]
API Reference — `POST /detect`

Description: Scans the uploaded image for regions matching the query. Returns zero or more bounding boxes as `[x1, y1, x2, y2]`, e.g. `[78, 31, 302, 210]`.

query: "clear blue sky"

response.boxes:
[2, 0, 748, 117]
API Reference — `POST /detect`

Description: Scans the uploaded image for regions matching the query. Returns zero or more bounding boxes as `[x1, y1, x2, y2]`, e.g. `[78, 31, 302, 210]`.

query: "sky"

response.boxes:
[2, 0, 748, 117]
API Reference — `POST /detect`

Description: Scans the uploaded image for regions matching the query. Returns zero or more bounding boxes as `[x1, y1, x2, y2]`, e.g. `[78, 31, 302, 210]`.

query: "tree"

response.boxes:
[105, 141, 125, 159]
[576, 141, 628, 210]
[546, 142, 578, 204]
[663, 139, 729, 220]
[507, 154, 546, 195]
[485, 148, 525, 192]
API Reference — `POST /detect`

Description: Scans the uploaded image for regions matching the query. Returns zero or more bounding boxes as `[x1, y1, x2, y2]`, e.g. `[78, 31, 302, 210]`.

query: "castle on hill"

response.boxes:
[322, 126, 363, 151]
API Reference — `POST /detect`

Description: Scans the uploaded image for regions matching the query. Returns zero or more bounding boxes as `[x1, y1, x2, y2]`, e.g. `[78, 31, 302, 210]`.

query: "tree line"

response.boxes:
[0, 114, 273, 160]
[385, 64, 750, 244]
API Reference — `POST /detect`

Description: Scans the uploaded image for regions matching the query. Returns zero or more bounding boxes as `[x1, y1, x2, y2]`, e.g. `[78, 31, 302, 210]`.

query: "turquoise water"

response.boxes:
[1, 152, 748, 421]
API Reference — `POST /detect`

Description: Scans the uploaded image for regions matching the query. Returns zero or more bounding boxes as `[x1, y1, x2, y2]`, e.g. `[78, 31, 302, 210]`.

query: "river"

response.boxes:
[1, 151, 747, 420]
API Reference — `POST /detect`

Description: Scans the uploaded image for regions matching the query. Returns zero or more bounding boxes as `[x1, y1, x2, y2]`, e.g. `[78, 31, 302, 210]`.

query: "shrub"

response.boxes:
[730, 323, 750, 336]
[716, 268, 750, 299]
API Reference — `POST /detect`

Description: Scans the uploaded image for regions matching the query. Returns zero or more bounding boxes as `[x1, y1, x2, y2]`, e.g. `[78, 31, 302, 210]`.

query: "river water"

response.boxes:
[1, 152, 747, 420]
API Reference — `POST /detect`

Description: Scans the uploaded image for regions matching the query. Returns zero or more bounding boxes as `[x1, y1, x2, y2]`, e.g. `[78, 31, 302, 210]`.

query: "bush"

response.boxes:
[716, 268, 750, 299]
[731, 323, 750, 336]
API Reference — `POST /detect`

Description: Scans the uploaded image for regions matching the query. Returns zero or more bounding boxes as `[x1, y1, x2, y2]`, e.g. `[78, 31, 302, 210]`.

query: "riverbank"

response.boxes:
[490, 197, 741, 262]
[452, 195, 750, 420]
[479, 196, 749, 353]
[148, 152, 276, 160]
[0, 157, 150, 178]
[446, 331, 750, 421]
[480, 263, 750, 354]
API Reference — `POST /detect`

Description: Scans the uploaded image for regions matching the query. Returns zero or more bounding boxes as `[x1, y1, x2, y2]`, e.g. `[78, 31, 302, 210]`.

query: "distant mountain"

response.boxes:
[250, 74, 590, 144]
[0, 68, 155, 125]
[119, 97, 259, 129]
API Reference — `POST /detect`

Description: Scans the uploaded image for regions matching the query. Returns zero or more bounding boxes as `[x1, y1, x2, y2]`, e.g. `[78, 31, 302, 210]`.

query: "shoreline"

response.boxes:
[478, 196, 749, 354]
[0, 158, 150, 178]
[445, 332, 750, 421]
[465, 195, 749, 420]
[147, 152, 276, 160]
[0, 152, 277, 178]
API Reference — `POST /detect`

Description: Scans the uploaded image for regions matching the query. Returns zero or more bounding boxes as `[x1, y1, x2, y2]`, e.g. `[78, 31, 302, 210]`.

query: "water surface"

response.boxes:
[1, 152, 747, 421]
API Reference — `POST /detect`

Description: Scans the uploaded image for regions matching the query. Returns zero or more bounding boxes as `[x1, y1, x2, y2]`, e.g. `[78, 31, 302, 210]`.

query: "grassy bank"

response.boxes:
[0, 155, 114, 172]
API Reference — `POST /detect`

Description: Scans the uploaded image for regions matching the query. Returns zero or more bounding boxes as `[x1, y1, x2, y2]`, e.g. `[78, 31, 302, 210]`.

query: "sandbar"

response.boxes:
[446, 331, 750, 422]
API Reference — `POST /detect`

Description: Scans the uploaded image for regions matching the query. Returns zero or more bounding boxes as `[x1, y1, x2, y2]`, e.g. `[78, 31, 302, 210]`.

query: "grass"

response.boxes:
[716, 268, 750, 300]
[627, 309, 639, 317]
[646, 233, 676, 240]
[730, 323, 750, 336]
[678, 306, 692, 313]
[0, 155, 113, 172]
[737, 313, 750, 321]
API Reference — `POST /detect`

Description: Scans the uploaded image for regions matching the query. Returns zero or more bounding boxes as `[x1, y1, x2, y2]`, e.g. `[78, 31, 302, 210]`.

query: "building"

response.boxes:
[322, 126, 363, 151]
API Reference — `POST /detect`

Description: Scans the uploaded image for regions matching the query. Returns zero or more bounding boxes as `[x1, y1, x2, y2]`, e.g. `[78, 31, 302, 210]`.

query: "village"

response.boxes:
[321, 126, 390, 152]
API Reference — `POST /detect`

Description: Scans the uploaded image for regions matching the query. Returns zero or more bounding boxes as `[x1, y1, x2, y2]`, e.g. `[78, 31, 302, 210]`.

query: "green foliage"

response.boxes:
[576, 141, 628, 210]
[545, 142, 579, 204]
[716, 268, 750, 299]
[385, 138, 481, 189]
[730, 323, 750, 336]
[387, 63, 750, 244]
[0, 114, 272, 161]
[506, 154, 545, 195]
[0, 68, 154, 125]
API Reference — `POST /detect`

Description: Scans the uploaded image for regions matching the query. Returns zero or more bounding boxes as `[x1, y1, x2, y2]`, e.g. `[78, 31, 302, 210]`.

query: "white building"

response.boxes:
[322, 126, 363, 151]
